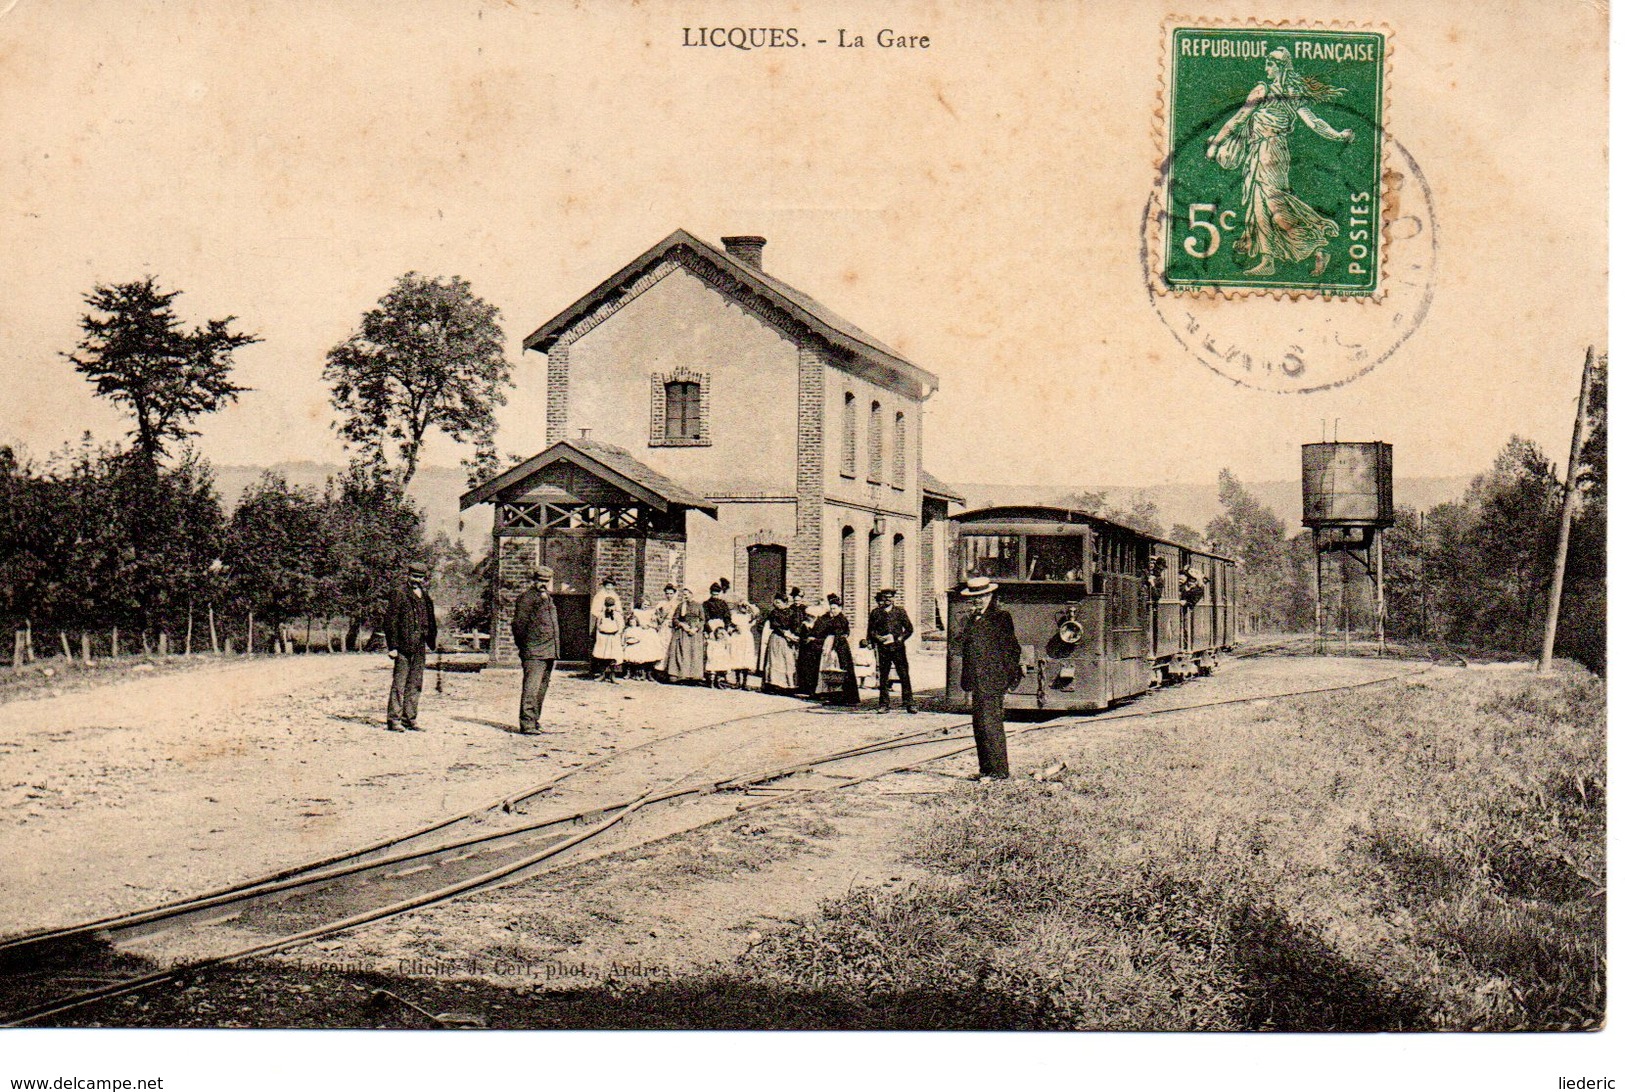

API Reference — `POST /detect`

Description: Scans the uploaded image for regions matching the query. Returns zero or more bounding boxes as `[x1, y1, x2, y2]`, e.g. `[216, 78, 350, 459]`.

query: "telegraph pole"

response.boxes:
[1538, 346, 1596, 673]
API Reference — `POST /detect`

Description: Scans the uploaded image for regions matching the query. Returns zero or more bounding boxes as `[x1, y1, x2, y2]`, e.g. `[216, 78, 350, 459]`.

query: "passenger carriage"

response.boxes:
[945, 506, 1237, 712]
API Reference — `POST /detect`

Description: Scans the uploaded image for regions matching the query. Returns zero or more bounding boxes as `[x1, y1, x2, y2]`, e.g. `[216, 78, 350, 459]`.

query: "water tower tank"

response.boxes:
[1302, 442, 1394, 528]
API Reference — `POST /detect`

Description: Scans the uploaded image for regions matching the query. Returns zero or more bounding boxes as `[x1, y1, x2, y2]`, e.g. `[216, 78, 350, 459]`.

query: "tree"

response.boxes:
[1411, 436, 1561, 654]
[1165, 523, 1207, 550]
[323, 459, 425, 650]
[1206, 469, 1302, 632]
[0, 436, 225, 640]
[223, 473, 328, 634]
[1058, 490, 1109, 515]
[1105, 498, 1165, 538]
[1379, 506, 1428, 638]
[64, 277, 257, 465]
[325, 272, 512, 488]
[428, 532, 488, 633]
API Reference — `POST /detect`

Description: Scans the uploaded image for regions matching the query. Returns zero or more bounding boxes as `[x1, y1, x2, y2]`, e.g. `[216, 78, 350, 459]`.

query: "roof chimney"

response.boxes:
[721, 235, 766, 271]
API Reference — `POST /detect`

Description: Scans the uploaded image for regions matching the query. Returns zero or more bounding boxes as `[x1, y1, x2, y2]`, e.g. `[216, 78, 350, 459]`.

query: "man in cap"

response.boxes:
[511, 566, 561, 734]
[384, 560, 438, 732]
[866, 588, 917, 713]
[956, 576, 1022, 779]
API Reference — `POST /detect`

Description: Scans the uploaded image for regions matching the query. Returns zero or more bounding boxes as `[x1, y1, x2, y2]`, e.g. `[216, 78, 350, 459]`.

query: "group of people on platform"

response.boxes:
[384, 559, 1020, 781]
[574, 574, 917, 713]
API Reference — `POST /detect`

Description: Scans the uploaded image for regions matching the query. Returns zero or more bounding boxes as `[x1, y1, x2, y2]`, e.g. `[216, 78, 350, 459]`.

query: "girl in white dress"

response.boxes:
[591, 592, 625, 683]
[622, 596, 665, 680]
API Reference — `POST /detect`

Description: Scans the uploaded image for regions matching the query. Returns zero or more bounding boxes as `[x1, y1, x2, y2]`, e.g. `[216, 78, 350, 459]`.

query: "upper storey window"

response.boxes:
[649, 368, 710, 446]
[841, 392, 857, 476]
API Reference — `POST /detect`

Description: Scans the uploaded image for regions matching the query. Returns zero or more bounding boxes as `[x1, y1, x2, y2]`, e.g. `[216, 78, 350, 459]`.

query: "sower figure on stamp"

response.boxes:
[866, 588, 917, 713]
[511, 567, 561, 734]
[1206, 47, 1354, 278]
[956, 576, 1022, 779]
[384, 560, 438, 732]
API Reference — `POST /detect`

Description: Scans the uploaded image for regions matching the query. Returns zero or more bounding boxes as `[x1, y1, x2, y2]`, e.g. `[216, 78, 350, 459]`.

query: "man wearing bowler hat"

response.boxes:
[956, 576, 1022, 779]
[384, 560, 438, 732]
[511, 567, 561, 734]
[866, 588, 917, 713]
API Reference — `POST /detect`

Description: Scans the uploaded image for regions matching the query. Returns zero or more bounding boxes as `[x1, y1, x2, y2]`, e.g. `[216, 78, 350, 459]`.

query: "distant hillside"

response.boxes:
[212, 462, 488, 547]
[956, 476, 1475, 534]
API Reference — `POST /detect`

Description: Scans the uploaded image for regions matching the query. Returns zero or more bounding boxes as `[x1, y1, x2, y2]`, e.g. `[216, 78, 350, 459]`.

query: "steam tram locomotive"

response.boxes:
[945, 506, 1237, 712]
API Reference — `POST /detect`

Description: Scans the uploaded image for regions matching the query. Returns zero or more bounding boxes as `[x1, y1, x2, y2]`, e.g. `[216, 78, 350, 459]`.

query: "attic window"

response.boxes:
[650, 369, 711, 447]
[665, 382, 701, 440]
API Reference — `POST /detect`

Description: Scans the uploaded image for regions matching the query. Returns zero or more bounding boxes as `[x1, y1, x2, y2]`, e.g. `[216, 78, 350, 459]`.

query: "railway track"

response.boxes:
[0, 703, 812, 956]
[1232, 634, 1474, 668]
[0, 662, 1433, 1027]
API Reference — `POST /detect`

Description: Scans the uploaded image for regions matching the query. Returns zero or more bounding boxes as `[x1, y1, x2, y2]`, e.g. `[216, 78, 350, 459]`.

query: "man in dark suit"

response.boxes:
[384, 560, 438, 732]
[957, 576, 1022, 779]
[511, 567, 561, 734]
[866, 588, 917, 713]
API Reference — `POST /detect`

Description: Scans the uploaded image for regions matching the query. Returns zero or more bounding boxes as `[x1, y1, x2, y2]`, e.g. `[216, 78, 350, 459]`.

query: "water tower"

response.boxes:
[1302, 441, 1394, 654]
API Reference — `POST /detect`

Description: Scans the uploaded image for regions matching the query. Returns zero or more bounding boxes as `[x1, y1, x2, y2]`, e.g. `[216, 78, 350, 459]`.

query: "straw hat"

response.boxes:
[960, 576, 998, 598]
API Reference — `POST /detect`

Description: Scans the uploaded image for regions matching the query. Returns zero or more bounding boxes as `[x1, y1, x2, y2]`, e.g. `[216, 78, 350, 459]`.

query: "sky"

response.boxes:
[0, 0, 1606, 498]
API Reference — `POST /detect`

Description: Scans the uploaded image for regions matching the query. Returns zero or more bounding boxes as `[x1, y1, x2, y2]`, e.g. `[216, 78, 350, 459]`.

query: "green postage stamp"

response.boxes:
[1161, 26, 1387, 296]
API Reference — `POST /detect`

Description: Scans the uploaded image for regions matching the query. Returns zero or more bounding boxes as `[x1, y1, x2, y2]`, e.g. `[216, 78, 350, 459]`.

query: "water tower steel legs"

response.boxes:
[1374, 529, 1385, 657]
[1312, 529, 1324, 655]
[1310, 528, 1386, 656]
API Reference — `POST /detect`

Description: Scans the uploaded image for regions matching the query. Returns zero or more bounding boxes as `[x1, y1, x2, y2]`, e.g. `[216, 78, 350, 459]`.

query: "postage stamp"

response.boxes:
[1159, 25, 1387, 297]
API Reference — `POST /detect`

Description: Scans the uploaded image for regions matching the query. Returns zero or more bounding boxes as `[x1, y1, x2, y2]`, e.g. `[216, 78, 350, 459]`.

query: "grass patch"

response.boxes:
[742, 667, 1604, 1031]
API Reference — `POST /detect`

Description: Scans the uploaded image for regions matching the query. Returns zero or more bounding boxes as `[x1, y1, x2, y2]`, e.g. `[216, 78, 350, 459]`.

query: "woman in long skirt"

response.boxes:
[811, 593, 859, 706]
[663, 588, 707, 683]
[791, 588, 822, 697]
[760, 594, 799, 694]
[651, 584, 678, 681]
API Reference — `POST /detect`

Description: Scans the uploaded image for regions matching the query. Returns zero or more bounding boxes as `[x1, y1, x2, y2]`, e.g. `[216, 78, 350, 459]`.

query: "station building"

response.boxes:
[462, 229, 963, 662]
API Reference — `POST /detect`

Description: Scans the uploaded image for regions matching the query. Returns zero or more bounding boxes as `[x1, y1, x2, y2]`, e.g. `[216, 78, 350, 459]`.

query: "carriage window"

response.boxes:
[960, 534, 1020, 580]
[1025, 536, 1084, 581]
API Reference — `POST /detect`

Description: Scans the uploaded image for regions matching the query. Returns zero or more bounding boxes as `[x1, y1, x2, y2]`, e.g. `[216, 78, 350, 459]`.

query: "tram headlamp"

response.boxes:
[1057, 619, 1083, 645]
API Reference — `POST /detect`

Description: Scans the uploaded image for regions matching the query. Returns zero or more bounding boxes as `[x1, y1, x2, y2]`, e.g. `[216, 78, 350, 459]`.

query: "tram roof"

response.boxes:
[951, 505, 1236, 562]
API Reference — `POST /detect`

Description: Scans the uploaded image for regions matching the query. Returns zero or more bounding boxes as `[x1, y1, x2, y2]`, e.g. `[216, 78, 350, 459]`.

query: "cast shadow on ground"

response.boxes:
[32, 902, 1432, 1030]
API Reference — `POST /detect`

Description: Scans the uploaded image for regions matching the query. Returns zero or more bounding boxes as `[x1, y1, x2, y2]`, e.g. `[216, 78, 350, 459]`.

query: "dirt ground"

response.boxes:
[3, 646, 1422, 1026]
[0, 650, 948, 936]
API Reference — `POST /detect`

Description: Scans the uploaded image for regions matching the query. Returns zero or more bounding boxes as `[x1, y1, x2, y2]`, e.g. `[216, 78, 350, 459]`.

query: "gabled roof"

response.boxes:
[920, 469, 966, 505]
[460, 438, 717, 518]
[523, 228, 939, 397]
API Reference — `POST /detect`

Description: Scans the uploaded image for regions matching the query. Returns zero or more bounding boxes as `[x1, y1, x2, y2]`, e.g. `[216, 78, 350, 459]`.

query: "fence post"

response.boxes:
[112, 627, 120, 658]
[81, 633, 92, 664]
[185, 604, 194, 656]
[60, 631, 73, 663]
[158, 632, 168, 657]
[12, 630, 22, 669]
[247, 612, 254, 655]
[24, 621, 34, 663]
[208, 604, 219, 655]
